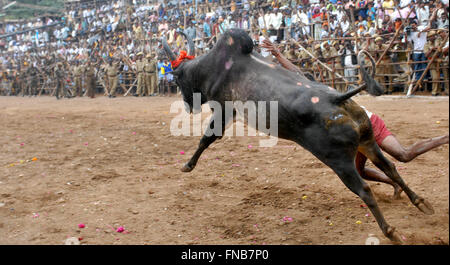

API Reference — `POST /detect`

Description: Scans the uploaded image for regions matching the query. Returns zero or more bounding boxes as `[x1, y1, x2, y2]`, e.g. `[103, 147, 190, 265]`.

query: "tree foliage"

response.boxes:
[3, 0, 65, 20]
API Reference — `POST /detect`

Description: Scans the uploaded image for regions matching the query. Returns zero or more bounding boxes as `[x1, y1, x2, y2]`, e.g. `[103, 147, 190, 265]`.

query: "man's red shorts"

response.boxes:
[370, 114, 393, 146]
[356, 114, 393, 168]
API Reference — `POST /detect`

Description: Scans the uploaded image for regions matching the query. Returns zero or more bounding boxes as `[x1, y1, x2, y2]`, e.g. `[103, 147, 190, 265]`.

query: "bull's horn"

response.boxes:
[178, 31, 195, 56]
[161, 37, 177, 62]
[357, 49, 384, 96]
[357, 50, 376, 79]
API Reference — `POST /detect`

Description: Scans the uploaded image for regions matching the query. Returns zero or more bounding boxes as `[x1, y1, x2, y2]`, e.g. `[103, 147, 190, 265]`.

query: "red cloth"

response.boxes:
[355, 114, 393, 170]
[370, 114, 393, 146]
[171, 50, 195, 68]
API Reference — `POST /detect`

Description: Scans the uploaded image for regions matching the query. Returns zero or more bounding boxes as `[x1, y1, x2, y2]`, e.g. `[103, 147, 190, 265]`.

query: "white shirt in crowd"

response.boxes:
[399, 0, 411, 8]
[292, 10, 309, 25]
[340, 20, 350, 33]
[416, 6, 430, 27]
[273, 12, 283, 30]
[409, 31, 428, 53]
[259, 35, 270, 57]
[333, 9, 346, 22]
[258, 15, 265, 29]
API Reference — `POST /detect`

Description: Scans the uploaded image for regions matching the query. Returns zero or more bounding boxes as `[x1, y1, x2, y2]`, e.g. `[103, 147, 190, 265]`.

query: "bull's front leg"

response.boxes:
[181, 111, 229, 172]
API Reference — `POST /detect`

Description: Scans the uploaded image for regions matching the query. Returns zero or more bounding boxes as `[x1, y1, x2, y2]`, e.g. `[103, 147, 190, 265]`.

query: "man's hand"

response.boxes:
[260, 39, 280, 56]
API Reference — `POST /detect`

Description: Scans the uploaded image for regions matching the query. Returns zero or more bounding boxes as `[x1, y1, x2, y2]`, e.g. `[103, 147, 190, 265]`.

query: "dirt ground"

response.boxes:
[0, 95, 448, 245]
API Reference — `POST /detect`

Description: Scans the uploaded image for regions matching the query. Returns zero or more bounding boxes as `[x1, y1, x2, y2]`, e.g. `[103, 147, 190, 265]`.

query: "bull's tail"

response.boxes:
[333, 50, 384, 104]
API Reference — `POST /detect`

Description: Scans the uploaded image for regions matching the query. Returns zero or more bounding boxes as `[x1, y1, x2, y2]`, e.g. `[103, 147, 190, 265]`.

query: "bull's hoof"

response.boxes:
[387, 227, 404, 245]
[389, 231, 404, 245]
[415, 197, 435, 215]
[181, 164, 193, 172]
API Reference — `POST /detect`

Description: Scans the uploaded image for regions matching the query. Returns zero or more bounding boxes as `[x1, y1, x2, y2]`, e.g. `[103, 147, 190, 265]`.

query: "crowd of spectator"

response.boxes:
[0, 0, 448, 97]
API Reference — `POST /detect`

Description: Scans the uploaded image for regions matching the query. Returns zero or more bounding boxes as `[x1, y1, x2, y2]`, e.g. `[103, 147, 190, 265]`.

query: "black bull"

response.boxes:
[162, 29, 434, 243]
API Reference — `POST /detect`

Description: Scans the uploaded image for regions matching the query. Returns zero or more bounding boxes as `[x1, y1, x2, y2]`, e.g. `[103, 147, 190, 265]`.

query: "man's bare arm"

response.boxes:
[260, 39, 307, 77]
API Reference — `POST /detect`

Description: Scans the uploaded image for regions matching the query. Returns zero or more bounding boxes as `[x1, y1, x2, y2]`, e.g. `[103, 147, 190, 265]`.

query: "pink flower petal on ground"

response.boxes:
[179, 151, 185, 155]
[78, 223, 85, 228]
[116, 226, 125, 233]
[248, 145, 253, 149]
[132, 132, 136, 135]
[20, 143, 25, 146]
[84, 142, 88, 146]
[283, 216, 293, 222]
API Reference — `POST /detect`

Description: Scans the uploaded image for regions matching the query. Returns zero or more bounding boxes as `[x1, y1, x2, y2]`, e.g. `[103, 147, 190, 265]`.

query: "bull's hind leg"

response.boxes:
[359, 142, 434, 215]
[329, 158, 404, 243]
[296, 137, 402, 242]
[181, 110, 230, 172]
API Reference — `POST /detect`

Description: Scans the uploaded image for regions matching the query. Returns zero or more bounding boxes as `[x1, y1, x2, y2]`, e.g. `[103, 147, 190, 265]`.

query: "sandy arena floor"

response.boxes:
[0, 95, 448, 245]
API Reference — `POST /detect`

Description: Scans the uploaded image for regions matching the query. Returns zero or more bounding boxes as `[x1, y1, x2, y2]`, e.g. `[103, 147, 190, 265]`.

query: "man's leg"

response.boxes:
[136, 73, 143, 96]
[431, 68, 440, 95]
[412, 53, 422, 82]
[110, 77, 118, 96]
[76, 77, 82, 96]
[55, 83, 60, 99]
[62, 80, 70, 97]
[151, 75, 157, 95]
[144, 73, 151, 96]
[379, 134, 449, 163]
[442, 61, 449, 94]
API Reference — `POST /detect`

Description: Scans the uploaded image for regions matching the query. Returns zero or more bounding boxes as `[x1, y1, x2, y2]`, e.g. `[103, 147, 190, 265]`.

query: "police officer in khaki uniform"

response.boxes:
[85, 61, 96, 98]
[296, 46, 310, 69]
[425, 30, 447, 96]
[438, 30, 449, 94]
[375, 36, 394, 94]
[72, 61, 84, 97]
[332, 41, 345, 92]
[14, 67, 24, 96]
[424, 31, 439, 95]
[135, 52, 146, 96]
[304, 38, 315, 68]
[321, 41, 334, 84]
[106, 59, 119, 98]
[283, 43, 297, 61]
[55, 62, 70, 99]
[325, 41, 339, 89]
[312, 43, 324, 81]
[27, 63, 39, 97]
[144, 53, 158, 96]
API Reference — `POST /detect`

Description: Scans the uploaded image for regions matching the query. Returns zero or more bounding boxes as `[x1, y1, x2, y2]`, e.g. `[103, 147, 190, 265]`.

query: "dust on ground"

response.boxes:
[0, 95, 448, 245]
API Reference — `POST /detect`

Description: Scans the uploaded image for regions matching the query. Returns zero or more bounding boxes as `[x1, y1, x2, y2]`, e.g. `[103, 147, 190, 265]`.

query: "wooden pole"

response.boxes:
[404, 47, 411, 93]
[124, 79, 138, 96]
